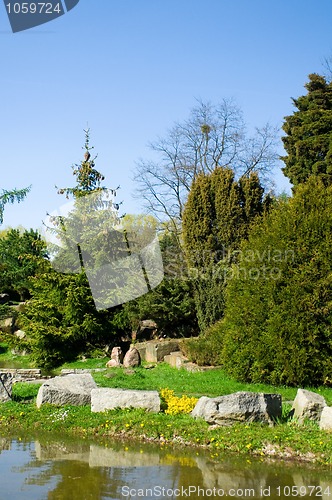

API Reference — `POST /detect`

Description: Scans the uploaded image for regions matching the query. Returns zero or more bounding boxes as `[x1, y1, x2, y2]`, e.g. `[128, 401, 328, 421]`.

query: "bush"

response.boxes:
[181, 320, 224, 366]
[219, 177, 332, 386]
[20, 269, 129, 369]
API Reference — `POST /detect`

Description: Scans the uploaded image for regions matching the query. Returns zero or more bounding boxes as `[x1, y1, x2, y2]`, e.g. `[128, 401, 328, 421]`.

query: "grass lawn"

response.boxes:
[60, 358, 332, 405]
[0, 361, 331, 466]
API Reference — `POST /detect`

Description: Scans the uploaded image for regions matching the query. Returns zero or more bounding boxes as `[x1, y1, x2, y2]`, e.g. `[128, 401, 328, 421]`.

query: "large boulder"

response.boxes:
[292, 389, 326, 423]
[36, 374, 97, 408]
[0, 372, 13, 402]
[192, 391, 282, 426]
[164, 351, 188, 369]
[91, 388, 160, 413]
[145, 340, 180, 363]
[123, 347, 141, 367]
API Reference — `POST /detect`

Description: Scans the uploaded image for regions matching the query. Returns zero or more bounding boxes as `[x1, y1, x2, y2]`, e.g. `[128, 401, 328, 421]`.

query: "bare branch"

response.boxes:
[133, 100, 279, 231]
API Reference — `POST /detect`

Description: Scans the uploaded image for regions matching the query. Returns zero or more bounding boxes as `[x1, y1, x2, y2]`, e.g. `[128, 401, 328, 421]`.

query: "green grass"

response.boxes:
[2, 356, 332, 465]
[92, 363, 332, 405]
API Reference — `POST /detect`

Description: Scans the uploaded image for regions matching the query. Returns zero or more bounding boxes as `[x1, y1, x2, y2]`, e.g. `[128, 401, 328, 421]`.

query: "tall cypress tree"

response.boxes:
[282, 73, 332, 187]
[182, 167, 266, 331]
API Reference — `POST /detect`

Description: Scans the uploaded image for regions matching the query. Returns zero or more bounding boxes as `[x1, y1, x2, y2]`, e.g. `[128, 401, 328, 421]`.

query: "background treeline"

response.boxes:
[1, 71, 332, 385]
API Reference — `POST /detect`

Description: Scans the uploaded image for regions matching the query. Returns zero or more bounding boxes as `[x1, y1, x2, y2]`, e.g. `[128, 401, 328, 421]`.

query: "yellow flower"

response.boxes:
[161, 388, 198, 415]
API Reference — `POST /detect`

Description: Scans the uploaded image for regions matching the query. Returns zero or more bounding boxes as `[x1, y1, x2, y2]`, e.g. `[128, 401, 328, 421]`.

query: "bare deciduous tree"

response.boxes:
[323, 55, 332, 83]
[134, 99, 279, 236]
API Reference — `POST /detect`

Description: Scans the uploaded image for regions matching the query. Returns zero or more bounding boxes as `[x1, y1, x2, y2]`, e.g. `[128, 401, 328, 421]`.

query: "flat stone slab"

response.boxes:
[145, 341, 180, 362]
[292, 389, 326, 423]
[192, 391, 282, 426]
[4, 369, 43, 382]
[134, 340, 180, 362]
[91, 388, 160, 413]
[60, 369, 106, 375]
[320, 406, 332, 431]
[164, 351, 188, 369]
[36, 374, 97, 408]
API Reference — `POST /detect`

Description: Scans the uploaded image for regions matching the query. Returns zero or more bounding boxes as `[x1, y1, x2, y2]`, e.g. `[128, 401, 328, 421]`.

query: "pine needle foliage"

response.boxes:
[182, 167, 267, 331]
[219, 176, 332, 387]
[21, 131, 129, 368]
[0, 186, 31, 225]
[282, 73, 332, 187]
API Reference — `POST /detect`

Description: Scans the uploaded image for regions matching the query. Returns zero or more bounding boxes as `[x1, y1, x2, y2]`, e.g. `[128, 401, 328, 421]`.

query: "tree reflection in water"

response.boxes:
[1, 436, 332, 500]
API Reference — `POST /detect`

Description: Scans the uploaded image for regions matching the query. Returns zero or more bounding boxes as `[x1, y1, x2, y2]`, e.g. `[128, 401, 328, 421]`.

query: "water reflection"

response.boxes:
[0, 435, 331, 499]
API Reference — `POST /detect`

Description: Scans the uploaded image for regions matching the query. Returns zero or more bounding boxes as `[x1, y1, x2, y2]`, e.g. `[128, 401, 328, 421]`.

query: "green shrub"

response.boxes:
[20, 270, 128, 369]
[182, 320, 224, 366]
[219, 177, 332, 386]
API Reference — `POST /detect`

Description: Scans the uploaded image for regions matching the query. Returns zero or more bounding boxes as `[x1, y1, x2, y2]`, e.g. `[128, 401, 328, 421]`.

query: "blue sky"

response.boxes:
[1, 0, 332, 230]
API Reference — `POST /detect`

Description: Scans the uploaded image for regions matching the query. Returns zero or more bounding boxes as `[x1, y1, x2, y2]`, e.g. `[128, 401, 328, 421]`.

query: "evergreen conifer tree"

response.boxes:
[218, 177, 332, 387]
[282, 73, 332, 187]
[21, 131, 128, 368]
[0, 186, 30, 225]
[182, 167, 266, 331]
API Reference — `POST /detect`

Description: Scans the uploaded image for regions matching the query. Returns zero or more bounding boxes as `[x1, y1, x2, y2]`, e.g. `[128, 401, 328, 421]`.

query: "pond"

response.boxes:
[0, 435, 331, 499]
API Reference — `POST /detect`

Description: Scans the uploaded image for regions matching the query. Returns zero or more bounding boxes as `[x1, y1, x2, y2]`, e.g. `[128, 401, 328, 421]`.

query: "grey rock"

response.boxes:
[106, 346, 123, 367]
[36, 374, 97, 408]
[135, 319, 158, 341]
[145, 340, 180, 362]
[5, 368, 42, 382]
[60, 369, 105, 375]
[91, 388, 160, 413]
[106, 359, 120, 368]
[0, 372, 13, 402]
[133, 342, 147, 361]
[292, 389, 326, 423]
[164, 351, 188, 368]
[320, 406, 332, 431]
[192, 391, 282, 426]
[123, 347, 141, 367]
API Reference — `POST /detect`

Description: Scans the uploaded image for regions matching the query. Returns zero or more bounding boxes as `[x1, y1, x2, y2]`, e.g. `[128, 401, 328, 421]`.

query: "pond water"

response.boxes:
[0, 435, 331, 500]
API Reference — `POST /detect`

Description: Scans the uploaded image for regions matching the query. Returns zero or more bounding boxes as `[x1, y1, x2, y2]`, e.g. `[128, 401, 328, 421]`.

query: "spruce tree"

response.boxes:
[21, 131, 128, 368]
[57, 128, 105, 199]
[0, 186, 30, 225]
[282, 73, 332, 187]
